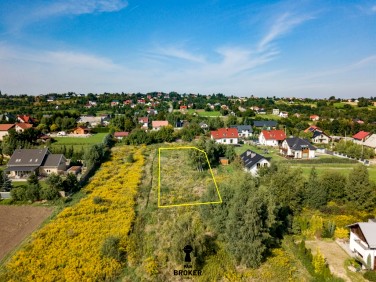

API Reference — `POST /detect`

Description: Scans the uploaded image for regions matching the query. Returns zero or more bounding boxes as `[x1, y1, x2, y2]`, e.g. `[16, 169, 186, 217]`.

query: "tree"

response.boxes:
[304, 167, 327, 209]
[2, 173, 12, 192]
[320, 171, 347, 202]
[345, 164, 376, 211]
[27, 173, 39, 186]
[50, 124, 59, 132]
[63, 173, 80, 193]
[45, 173, 63, 191]
[226, 115, 237, 127]
[225, 145, 236, 162]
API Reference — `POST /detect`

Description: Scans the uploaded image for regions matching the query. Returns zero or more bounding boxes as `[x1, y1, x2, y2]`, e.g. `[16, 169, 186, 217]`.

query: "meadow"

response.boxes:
[52, 133, 108, 145]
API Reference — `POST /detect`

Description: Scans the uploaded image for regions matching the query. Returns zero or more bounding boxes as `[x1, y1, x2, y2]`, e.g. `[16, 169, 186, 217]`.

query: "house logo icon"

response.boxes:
[183, 245, 193, 262]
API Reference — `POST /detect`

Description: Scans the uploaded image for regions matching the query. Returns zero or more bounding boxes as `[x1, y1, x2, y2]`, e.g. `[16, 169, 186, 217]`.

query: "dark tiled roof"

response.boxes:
[312, 130, 329, 139]
[231, 125, 253, 132]
[285, 137, 316, 150]
[8, 149, 49, 167]
[240, 150, 268, 169]
[4, 166, 39, 172]
[41, 154, 65, 167]
[253, 120, 277, 128]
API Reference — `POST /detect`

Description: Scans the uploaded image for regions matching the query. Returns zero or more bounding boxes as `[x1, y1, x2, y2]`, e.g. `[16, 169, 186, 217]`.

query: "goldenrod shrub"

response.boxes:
[1, 147, 144, 282]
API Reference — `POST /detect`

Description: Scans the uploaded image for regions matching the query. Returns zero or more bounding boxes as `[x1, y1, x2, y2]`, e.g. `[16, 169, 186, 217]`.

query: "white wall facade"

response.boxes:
[0, 131, 9, 141]
[259, 134, 278, 146]
[349, 231, 376, 269]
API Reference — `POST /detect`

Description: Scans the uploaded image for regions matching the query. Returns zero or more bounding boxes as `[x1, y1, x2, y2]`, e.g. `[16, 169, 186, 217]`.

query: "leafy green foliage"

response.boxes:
[304, 167, 328, 209]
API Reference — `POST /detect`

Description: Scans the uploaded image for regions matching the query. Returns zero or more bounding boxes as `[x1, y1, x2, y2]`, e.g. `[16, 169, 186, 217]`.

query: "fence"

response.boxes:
[324, 149, 370, 166]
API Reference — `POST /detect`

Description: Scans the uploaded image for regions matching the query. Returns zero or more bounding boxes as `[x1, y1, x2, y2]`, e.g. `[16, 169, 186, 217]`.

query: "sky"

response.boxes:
[0, 0, 375, 98]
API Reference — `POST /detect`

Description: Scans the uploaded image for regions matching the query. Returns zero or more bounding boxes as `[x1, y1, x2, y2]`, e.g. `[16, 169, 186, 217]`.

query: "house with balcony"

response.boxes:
[348, 220, 376, 270]
[280, 137, 317, 159]
[230, 125, 253, 138]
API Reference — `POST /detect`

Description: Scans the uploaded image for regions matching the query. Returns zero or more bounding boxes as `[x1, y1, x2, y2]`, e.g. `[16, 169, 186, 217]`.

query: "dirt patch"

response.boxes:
[0, 205, 54, 261]
[305, 240, 352, 282]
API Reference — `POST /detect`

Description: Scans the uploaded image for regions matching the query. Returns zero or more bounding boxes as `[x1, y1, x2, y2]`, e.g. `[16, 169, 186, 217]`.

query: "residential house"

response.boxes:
[304, 125, 321, 133]
[199, 122, 208, 130]
[280, 137, 317, 159]
[312, 130, 331, 144]
[240, 150, 270, 175]
[76, 116, 102, 127]
[114, 132, 129, 140]
[0, 124, 15, 141]
[17, 115, 35, 124]
[272, 109, 280, 115]
[210, 128, 238, 144]
[230, 125, 253, 138]
[110, 100, 119, 107]
[0, 113, 15, 122]
[259, 130, 286, 146]
[180, 105, 188, 112]
[348, 220, 376, 270]
[138, 117, 149, 129]
[310, 115, 320, 121]
[73, 126, 90, 134]
[15, 123, 33, 133]
[152, 120, 169, 130]
[253, 120, 278, 129]
[279, 111, 288, 118]
[363, 134, 376, 152]
[137, 99, 145, 104]
[5, 148, 67, 179]
[123, 100, 132, 105]
[353, 131, 370, 143]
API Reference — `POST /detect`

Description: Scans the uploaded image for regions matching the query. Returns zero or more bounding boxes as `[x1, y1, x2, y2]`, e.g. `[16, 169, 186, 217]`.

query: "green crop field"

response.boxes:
[53, 133, 107, 145]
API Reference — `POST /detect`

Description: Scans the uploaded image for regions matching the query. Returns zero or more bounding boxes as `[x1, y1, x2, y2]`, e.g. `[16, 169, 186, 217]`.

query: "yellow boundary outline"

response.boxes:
[158, 146, 222, 208]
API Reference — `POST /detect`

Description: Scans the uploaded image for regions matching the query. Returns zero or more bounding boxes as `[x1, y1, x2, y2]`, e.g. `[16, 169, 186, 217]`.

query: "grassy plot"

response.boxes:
[197, 110, 221, 117]
[158, 147, 220, 207]
[53, 133, 107, 145]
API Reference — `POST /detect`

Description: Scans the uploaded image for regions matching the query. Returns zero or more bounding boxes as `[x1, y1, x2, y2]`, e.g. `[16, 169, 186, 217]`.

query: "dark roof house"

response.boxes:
[253, 120, 277, 128]
[285, 137, 317, 151]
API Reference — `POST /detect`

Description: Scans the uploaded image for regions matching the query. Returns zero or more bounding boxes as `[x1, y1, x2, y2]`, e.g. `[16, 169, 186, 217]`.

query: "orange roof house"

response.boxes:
[152, 120, 169, 130]
[17, 115, 35, 124]
[353, 131, 370, 142]
[15, 123, 33, 132]
[73, 126, 90, 134]
[210, 128, 239, 144]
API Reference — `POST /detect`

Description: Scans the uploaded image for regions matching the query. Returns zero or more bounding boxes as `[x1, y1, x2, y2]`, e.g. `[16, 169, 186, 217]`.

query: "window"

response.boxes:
[230, 139, 233, 144]
[35, 159, 38, 162]
[264, 163, 268, 167]
[257, 163, 261, 168]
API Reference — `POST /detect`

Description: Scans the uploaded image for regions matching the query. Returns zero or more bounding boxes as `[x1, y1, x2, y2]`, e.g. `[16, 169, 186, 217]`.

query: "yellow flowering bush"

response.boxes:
[1, 147, 144, 282]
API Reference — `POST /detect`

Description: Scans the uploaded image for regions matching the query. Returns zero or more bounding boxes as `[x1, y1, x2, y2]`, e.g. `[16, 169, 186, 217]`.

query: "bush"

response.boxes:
[93, 196, 104, 204]
[100, 236, 124, 261]
[24, 184, 40, 202]
[364, 271, 376, 282]
[10, 187, 27, 201]
[39, 186, 60, 200]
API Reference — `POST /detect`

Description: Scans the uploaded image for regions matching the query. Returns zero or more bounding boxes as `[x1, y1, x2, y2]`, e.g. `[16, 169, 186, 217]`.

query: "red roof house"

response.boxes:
[0, 124, 15, 141]
[114, 132, 129, 140]
[210, 128, 239, 144]
[152, 120, 169, 130]
[15, 123, 33, 132]
[353, 131, 370, 142]
[259, 130, 286, 146]
[17, 115, 35, 124]
[310, 115, 320, 121]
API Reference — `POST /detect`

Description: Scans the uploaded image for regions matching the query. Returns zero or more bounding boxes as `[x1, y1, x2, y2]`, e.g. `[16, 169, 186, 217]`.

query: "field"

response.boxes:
[255, 113, 282, 120]
[158, 148, 220, 207]
[53, 133, 107, 145]
[0, 206, 54, 262]
[0, 147, 144, 281]
[197, 110, 221, 117]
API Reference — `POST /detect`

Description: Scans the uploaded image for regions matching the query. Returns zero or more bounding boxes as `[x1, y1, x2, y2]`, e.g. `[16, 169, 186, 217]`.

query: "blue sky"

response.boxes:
[0, 0, 375, 98]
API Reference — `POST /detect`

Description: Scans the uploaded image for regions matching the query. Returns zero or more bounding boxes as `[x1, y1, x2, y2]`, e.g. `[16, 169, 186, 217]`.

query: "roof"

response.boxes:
[77, 116, 102, 123]
[7, 148, 49, 167]
[114, 132, 129, 137]
[240, 150, 268, 169]
[364, 134, 376, 148]
[15, 123, 33, 130]
[138, 117, 149, 123]
[253, 120, 278, 128]
[211, 128, 238, 139]
[0, 124, 15, 131]
[353, 131, 370, 140]
[285, 137, 317, 150]
[348, 221, 376, 248]
[312, 130, 330, 139]
[152, 120, 169, 128]
[41, 154, 65, 167]
[17, 115, 34, 123]
[230, 125, 253, 132]
[304, 125, 320, 133]
[67, 166, 82, 172]
[310, 115, 319, 118]
[261, 130, 286, 141]
[4, 166, 39, 172]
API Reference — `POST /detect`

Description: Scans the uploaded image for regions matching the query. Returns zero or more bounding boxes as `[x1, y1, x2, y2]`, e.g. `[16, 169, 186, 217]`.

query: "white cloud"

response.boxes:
[372, 5, 376, 12]
[258, 12, 314, 51]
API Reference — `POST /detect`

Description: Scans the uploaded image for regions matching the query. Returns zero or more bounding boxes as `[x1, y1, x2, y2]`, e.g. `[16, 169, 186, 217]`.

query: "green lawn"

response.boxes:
[12, 180, 48, 189]
[197, 110, 221, 117]
[255, 114, 281, 120]
[235, 144, 285, 161]
[53, 133, 107, 145]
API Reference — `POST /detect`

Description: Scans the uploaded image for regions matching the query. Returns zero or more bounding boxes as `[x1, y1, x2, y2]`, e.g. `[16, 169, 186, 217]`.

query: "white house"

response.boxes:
[259, 130, 286, 146]
[210, 128, 238, 144]
[279, 111, 288, 118]
[364, 134, 376, 153]
[138, 117, 149, 129]
[76, 116, 103, 127]
[348, 220, 376, 270]
[0, 124, 15, 141]
[272, 109, 280, 115]
[199, 122, 208, 130]
[310, 115, 320, 121]
[280, 137, 317, 159]
[230, 125, 253, 138]
[240, 150, 270, 175]
[311, 130, 331, 144]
